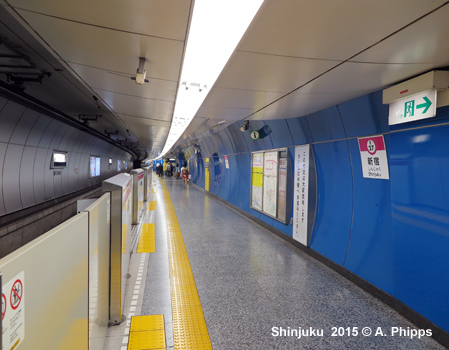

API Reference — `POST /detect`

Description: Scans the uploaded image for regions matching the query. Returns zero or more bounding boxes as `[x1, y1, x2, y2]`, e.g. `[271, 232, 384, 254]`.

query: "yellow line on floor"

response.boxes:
[158, 177, 212, 350]
[137, 223, 155, 253]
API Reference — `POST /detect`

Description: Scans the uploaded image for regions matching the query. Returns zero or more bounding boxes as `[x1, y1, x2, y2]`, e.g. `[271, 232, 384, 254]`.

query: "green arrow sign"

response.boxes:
[417, 96, 432, 114]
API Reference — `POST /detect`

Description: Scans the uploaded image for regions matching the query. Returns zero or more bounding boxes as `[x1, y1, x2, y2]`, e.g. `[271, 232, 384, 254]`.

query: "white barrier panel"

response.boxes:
[81, 194, 110, 350]
[143, 167, 150, 202]
[0, 213, 89, 350]
[130, 169, 144, 224]
[102, 174, 133, 324]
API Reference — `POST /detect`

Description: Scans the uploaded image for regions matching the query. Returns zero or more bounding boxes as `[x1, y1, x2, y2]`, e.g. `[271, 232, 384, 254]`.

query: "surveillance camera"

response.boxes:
[135, 70, 146, 85]
[240, 120, 249, 132]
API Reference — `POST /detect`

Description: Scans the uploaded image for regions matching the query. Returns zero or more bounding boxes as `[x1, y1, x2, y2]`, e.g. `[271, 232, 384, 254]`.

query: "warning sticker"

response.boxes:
[1, 293, 5, 320]
[2, 271, 25, 350]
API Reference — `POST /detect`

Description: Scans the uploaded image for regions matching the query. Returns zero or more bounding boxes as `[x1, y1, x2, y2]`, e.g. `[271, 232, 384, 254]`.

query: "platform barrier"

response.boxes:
[102, 173, 134, 325]
[0, 212, 89, 350]
[80, 194, 111, 350]
[130, 169, 145, 224]
[143, 166, 151, 202]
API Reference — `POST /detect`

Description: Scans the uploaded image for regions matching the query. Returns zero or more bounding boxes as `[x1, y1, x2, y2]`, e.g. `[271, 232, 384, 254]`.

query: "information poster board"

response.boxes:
[251, 148, 290, 223]
[277, 153, 288, 223]
[292, 145, 310, 246]
[205, 158, 210, 191]
[263, 151, 279, 217]
[251, 153, 264, 210]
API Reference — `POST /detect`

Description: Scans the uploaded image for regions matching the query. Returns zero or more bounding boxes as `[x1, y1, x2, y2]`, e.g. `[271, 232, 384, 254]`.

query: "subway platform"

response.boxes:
[103, 175, 445, 350]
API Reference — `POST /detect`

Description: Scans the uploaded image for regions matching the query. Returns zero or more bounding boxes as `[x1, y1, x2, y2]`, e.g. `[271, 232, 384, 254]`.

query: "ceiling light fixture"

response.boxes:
[157, 0, 264, 158]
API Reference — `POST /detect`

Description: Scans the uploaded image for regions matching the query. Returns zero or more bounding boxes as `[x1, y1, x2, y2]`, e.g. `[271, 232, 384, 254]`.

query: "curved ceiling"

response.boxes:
[0, 0, 448, 160]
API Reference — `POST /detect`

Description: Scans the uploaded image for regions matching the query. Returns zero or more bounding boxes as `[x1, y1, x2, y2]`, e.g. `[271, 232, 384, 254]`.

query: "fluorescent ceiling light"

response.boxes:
[157, 0, 264, 158]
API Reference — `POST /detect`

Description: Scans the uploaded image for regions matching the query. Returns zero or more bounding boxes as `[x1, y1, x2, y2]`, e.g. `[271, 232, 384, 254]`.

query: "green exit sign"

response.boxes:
[389, 90, 437, 125]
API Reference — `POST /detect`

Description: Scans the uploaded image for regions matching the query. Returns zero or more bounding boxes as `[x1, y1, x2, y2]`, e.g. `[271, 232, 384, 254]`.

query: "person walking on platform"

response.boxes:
[163, 161, 167, 177]
[166, 162, 172, 177]
[156, 162, 162, 177]
[175, 163, 180, 180]
[180, 162, 189, 188]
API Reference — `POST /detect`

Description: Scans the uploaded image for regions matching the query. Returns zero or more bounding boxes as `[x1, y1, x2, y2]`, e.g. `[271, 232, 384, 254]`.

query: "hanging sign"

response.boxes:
[250, 130, 261, 140]
[292, 145, 310, 246]
[358, 135, 390, 180]
[388, 90, 436, 125]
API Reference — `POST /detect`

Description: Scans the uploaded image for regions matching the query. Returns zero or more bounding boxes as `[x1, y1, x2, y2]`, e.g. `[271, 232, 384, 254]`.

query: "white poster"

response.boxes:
[262, 151, 278, 217]
[293, 145, 310, 246]
[224, 155, 229, 169]
[2, 271, 25, 350]
[251, 153, 264, 210]
[277, 158, 288, 222]
[358, 135, 389, 180]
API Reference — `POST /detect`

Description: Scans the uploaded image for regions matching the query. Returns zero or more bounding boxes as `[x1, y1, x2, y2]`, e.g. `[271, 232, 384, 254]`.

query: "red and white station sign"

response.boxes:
[358, 135, 390, 180]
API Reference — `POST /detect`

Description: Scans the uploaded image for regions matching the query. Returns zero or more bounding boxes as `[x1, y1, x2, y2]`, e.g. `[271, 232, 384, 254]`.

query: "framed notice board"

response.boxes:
[250, 148, 290, 224]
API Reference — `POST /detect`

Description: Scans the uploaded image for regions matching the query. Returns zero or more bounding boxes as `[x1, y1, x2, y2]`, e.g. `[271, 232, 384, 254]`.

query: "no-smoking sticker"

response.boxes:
[1, 293, 6, 320]
[2, 271, 25, 349]
[10, 279, 23, 310]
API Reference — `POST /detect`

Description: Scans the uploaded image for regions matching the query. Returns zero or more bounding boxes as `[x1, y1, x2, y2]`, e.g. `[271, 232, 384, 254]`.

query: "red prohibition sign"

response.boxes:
[10, 279, 23, 310]
[1, 293, 6, 320]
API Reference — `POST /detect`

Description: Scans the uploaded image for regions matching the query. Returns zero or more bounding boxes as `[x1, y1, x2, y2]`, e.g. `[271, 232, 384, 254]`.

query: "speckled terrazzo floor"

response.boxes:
[141, 178, 446, 350]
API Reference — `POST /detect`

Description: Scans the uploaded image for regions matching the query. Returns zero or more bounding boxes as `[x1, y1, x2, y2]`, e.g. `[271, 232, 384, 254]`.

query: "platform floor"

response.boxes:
[105, 176, 445, 350]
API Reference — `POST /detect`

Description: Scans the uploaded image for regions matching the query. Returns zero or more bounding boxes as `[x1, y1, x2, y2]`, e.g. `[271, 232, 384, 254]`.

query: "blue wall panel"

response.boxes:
[263, 119, 293, 149]
[390, 125, 449, 332]
[233, 153, 252, 211]
[343, 138, 394, 294]
[306, 106, 346, 142]
[338, 90, 389, 138]
[285, 117, 313, 145]
[309, 141, 353, 265]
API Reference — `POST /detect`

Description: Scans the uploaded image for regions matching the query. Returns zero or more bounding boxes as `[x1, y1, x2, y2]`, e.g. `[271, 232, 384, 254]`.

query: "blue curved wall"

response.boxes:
[183, 89, 449, 333]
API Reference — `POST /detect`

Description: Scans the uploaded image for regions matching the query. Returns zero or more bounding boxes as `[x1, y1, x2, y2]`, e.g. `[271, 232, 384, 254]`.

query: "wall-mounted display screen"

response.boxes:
[51, 151, 67, 168]
[117, 160, 121, 171]
[90, 156, 101, 177]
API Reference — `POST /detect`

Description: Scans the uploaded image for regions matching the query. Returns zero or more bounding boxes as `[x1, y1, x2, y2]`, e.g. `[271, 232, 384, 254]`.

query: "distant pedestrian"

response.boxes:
[175, 163, 180, 180]
[166, 162, 172, 177]
[163, 161, 167, 177]
[156, 162, 162, 177]
[180, 162, 189, 189]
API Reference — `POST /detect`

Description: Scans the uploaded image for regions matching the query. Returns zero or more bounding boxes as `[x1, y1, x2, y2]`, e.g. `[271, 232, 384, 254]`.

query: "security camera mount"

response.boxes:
[132, 57, 149, 84]
[240, 120, 250, 132]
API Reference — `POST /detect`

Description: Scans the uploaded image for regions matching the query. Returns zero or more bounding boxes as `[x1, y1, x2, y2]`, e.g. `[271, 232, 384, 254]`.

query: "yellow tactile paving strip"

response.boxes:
[149, 201, 157, 211]
[158, 178, 213, 350]
[137, 223, 155, 253]
[128, 315, 166, 350]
